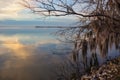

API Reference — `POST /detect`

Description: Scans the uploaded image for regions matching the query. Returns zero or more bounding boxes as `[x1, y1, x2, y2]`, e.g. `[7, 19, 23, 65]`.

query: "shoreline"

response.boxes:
[81, 56, 120, 80]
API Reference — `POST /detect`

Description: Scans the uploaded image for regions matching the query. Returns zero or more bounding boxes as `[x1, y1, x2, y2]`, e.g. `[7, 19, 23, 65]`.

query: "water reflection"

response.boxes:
[0, 41, 63, 80]
[0, 29, 63, 80]
[2, 41, 31, 59]
[0, 29, 119, 80]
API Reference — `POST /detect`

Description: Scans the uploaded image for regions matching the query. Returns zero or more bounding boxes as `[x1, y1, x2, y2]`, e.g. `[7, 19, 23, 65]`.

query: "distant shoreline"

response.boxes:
[35, 26, 78, 28]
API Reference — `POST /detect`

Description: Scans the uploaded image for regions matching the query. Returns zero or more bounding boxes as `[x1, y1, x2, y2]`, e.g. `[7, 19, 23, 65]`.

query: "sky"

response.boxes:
[0, 0, 78, 27]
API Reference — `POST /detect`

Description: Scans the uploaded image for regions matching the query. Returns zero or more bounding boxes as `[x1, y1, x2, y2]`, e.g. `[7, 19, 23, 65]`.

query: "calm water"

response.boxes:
[0, 29, 119, 80]
[0, 29, 70, 80]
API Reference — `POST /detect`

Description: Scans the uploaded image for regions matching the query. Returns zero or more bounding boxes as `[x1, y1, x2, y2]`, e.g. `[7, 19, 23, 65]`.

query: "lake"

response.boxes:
[0, 28, 119, 80]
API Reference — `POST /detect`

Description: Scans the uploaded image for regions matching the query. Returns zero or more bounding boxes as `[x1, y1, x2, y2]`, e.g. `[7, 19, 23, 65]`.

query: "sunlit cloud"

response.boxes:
[0, 0, 24, 19]
[0, 1, 23, 12]
[0, 0, 78, 21]
[0, 0, 41, 20]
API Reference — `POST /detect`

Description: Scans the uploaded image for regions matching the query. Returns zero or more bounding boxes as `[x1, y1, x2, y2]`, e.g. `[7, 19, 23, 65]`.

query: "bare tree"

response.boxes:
[21, 0, 120, 56]
[21, 0, 120, 79]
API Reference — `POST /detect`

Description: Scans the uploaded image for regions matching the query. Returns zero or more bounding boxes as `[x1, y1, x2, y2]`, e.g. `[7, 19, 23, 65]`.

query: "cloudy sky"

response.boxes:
[0, 0, 78, 27]
[0, 0, 25, 20]
[0, 0, 47, 20]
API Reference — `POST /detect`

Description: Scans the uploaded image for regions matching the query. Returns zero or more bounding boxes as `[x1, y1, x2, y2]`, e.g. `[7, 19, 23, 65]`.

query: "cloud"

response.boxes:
[0, 0, 35, 20]
[0, 40, 62, 80]
[0, 0, 22, 12]
[0, 0, 78, 25]
[0, 0, 54, 20]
